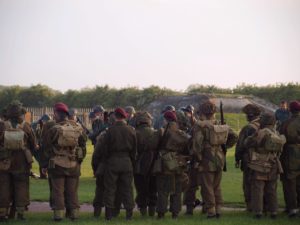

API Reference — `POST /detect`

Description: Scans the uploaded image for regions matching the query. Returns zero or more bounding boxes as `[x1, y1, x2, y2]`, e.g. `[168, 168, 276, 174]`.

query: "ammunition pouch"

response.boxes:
[161, 151, 188, 173]
[248, 151, 276, 173]
[152, 153, 163, 174]
[52, 147, 77, 169]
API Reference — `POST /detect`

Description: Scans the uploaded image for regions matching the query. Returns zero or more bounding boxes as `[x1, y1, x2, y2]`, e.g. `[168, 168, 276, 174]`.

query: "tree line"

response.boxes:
[0, 83, 299, 111]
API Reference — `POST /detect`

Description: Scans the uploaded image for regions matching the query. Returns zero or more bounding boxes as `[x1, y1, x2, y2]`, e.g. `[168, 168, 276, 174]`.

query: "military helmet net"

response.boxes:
[198, 101, 216, 115]
[135, 111, 152, 125]
[260, 113, 276, 126]
[125, 106, 136, 114]
[6, 100, 26, 118]
[163, 105, 175, 113]
[242, 104, 261, 116]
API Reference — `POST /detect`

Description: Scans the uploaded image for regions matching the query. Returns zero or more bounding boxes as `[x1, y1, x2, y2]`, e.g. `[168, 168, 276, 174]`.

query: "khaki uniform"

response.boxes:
[182, 119, 203, 214]
[102, 121, 136, 212]
[245, 126, 285, 216]
[191, 119, 237, 216]
[156, 122, 190, 216]
[280, 113, 300, 214]
[235, 118, 260, 210]
[41, 119, 86, 219]
[134, 124, 160, 214]
[0, 119, 36, 218]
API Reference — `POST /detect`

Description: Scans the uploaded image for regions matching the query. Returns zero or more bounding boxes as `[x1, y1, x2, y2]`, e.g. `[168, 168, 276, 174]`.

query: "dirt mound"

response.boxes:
[146, 94, 277, 117]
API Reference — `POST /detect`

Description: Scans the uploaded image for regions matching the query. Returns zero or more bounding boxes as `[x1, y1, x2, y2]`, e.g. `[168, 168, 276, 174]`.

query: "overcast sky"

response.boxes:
[0, 0, 299, 92]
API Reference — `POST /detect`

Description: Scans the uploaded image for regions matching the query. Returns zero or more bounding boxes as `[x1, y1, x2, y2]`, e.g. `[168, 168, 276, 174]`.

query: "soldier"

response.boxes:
[92, 112, 122, 218]
[32, 114, 51, 179]
[40, 102, 87, 221]
[88, 105, 106, 146]
[154, 105, 175, 129]
[102, 107, 136, 221]
[91, 127, 108, 218]
[244, 113, 286, 219]
[182, 105, 204, 215]
[280, 101, 300, 217]
[156, 111, 190, 219]
[235, 104, 261, 211]
[0, 101, 36, 221]
[191, 101, 237, 218]
[125, 106, 136, 127]
[134, 111, 159, 216]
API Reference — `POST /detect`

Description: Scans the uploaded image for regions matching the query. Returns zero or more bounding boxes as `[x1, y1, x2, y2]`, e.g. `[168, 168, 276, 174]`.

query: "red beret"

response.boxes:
[289, 101, 300, 112]
[164, 111, 177, 122]
[54, 102, 69, 114]
[114, 107, 127, 119]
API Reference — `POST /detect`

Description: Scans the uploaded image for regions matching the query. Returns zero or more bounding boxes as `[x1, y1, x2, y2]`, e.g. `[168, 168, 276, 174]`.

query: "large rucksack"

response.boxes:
[3, 121, 25, 151]
[257, 128, 286, 153]
[201, 121, 229, 146]
[52, 122, 82, 168]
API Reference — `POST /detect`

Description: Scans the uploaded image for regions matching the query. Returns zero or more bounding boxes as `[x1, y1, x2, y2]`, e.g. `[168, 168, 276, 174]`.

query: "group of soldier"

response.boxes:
[0, 98, 299, 222]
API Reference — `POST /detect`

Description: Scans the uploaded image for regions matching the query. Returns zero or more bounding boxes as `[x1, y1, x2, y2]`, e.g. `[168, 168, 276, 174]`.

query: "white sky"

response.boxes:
[0, 0, 300, 92]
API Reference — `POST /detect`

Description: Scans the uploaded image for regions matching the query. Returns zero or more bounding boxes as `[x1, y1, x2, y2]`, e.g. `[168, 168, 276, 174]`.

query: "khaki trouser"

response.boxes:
[183, 169, 202, 207]
[201, 171, 223, 215]
[134, 174, 157, 209]
[103, 165, 134, 210]
[251, 178, 278, 214]
[156, 174, 182, 214]
[281, 174, 300, 211]
[0, 172, 29, 214]
[50, 176, 79, 210]
[243, 168, 252, 211]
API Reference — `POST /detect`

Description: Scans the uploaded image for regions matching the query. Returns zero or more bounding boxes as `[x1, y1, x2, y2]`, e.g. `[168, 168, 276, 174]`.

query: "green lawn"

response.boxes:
[6, 212, 300, 225]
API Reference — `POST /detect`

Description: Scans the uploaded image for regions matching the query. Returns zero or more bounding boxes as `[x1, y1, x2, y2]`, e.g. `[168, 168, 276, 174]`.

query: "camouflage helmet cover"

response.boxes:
[242, 104, 261, 116]
[6, 100, 26, 118]
[198, 101, 216, 115]
[260, 112, 276, 126]
[135, 111, 153, 125]
[125, 106, 136, 114]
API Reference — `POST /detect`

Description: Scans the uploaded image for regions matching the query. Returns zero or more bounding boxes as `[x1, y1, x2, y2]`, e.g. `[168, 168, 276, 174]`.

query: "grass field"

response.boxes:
[6, 212, 300, 225]
[23, 113, 298, 224]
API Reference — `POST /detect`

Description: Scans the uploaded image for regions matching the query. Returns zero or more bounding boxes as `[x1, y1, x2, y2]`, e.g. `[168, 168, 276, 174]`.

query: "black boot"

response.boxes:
[140, 208, 147, 216]
[185, 205, 193, 216]
[17, 213, 25, 220]
[105, 208, 113, 221]
[254, 214, 262, 219]
[94, 207, 102, 218]
[172, 212, 178, 219]
[0, 216, 8, 222]
[148, 207, 155, 217]
[126, 209, 133, 220]
[157, 212, 164, 219]
[112, 208, 120, 218]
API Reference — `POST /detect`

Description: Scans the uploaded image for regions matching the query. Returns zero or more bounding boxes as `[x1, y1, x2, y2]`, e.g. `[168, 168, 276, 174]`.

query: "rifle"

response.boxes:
[220, 101, 227, 172]
[77, 118, 90, 135]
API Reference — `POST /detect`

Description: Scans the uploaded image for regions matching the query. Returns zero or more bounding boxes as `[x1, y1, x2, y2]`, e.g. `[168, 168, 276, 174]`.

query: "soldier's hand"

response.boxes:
[42, 168, 48, 175]
[235, 161, 240, 168]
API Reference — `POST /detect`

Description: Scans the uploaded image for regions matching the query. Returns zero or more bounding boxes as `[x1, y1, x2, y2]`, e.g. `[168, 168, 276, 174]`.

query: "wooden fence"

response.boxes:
[25, 107, 93, 128]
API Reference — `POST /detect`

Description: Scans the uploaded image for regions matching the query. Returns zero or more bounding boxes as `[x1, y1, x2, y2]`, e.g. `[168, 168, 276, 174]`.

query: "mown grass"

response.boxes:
[7, 212, 300, 225]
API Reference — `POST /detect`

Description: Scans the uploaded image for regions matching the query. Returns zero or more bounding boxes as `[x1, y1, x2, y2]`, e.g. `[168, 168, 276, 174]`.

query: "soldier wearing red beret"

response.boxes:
[102, 107, 136, 221]
[40, 102, 87, 221]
